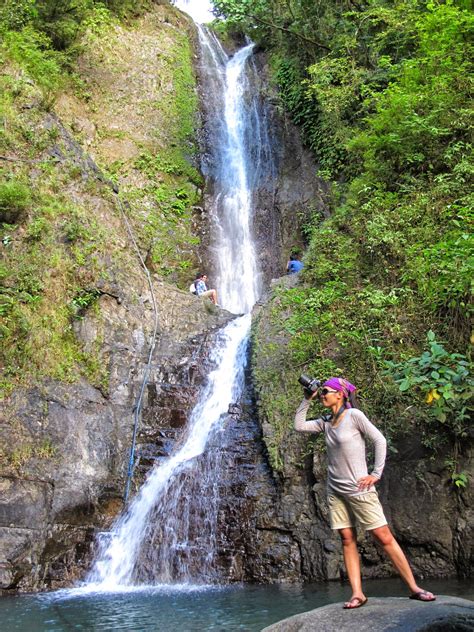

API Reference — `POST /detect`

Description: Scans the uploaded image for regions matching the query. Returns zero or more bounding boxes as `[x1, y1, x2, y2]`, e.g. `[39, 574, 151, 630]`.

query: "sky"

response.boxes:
[173, 0, 215, 24]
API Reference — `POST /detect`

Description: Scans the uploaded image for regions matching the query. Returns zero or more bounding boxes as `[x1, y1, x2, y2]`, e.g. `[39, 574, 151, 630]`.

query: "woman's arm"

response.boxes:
[294, 398, 325, 433]
[353, 409, 387, 479]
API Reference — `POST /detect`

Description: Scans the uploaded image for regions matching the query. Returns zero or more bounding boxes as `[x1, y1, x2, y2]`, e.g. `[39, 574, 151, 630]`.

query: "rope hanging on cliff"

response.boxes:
[32, 112, 160, 505]
[114, 194, 161, 504]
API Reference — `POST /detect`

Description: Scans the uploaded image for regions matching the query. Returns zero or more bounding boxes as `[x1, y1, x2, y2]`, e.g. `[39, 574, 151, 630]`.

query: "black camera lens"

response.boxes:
[299, 374, 321, 394]
[298, 374, 313, 388]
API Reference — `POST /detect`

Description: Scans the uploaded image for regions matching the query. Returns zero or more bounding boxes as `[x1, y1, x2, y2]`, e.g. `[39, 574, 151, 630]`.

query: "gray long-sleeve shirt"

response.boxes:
[295, 399, 387, 497]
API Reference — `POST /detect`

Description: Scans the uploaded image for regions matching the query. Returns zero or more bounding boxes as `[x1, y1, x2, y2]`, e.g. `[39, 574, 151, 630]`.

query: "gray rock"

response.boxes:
[262, 596, 474, 632]
[0, 277, 235, 592]
[0, 478, 52, 528]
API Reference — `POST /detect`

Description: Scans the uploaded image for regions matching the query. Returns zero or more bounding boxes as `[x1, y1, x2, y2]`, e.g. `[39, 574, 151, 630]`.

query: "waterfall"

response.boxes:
[199, 29, 261, 312]
[86, 25, 271, 588]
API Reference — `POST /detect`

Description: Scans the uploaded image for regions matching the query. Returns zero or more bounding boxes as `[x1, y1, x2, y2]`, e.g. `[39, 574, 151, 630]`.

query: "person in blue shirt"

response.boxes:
[194, 273, 218, 305]
[287, 254, 304, 274]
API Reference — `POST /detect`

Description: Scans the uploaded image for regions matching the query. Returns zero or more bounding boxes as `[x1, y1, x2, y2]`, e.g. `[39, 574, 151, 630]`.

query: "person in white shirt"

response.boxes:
[194, 273, 218, 305]
[295, 376, 436, 609]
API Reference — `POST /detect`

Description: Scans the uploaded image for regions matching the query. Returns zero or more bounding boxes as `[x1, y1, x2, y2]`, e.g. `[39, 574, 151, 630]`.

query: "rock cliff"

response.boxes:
[0, 3, 233, 592]
[2, 2, 470, 594]
[0, 280, 232, 591]
[0, 4, 327, 591]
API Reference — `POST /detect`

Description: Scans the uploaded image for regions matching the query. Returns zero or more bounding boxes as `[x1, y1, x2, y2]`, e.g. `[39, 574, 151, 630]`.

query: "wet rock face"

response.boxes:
[193, 387, 329, 584]
[248, 52, 329, 285]
[211, 398, 304, 583]
[0, 281, 233, 593]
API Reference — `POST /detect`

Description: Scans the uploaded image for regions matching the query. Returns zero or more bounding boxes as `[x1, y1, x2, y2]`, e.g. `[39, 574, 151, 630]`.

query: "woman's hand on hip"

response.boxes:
[357, 475, 379, 491]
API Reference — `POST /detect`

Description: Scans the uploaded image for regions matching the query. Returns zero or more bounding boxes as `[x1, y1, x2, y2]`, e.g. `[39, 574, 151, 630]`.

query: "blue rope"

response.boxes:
[115, 195, 160, 504]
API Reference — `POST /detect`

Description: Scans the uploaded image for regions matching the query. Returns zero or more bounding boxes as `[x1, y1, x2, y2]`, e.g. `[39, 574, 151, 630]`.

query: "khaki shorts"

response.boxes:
[328, 491, 387, 531]
[200, 290, 214, 299]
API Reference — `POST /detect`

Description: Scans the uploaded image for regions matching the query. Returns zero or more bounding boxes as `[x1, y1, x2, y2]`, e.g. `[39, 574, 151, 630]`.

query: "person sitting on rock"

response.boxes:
[286, 254, 304, 274]
[295, 377, 436, 609]
[194, 273, 218, 306]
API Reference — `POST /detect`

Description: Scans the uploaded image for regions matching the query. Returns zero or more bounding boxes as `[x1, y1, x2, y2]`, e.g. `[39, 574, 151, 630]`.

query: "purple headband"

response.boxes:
[323, 377, 357, 408]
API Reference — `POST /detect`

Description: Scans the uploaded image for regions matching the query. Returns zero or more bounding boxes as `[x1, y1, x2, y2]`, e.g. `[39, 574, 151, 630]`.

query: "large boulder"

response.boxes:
[262, 595, 474, 632]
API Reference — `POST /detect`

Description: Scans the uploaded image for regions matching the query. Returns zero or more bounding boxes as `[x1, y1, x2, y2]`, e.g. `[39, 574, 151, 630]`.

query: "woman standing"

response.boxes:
[295, 377, 436, 609]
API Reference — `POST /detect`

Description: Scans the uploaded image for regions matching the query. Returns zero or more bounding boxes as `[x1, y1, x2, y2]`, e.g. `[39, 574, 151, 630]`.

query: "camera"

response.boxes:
[299, 374, 321, 398]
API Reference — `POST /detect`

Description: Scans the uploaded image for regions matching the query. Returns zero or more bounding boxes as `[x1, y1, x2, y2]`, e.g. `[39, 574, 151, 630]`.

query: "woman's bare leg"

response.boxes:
[339, 527, 366, 607]
[370, 525, 435, 599]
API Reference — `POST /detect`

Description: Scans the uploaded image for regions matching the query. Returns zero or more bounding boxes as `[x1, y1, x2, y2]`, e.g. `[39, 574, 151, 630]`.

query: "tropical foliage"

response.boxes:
[217, 0, 473, 475]
[0, 1, 156, 94]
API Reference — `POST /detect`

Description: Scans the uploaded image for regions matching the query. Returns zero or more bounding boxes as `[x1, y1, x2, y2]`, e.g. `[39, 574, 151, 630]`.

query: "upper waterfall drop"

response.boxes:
[197, 27, 262, 314]
[217, 44, 261, 313]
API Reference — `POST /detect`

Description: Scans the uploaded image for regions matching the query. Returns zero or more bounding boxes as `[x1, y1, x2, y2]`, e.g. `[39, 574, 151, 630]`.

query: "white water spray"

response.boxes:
[87, 315, 250, 588]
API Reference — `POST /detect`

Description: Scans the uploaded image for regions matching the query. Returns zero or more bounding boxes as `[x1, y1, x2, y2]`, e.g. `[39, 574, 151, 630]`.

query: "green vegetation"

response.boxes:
[6, 438, 57, 471]
[0, 1, 157, 101]
[114, 27, 202, 280]
[216, 1, 473, 476]
[1, 0, 202, 398]
[386, 330, 472, 484]
[0, 179, 32, 223]
[1, 173, 114, 395]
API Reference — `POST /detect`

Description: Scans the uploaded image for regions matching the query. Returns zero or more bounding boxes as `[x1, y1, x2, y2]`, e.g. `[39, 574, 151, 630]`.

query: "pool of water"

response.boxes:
[1, 578, 472, 631]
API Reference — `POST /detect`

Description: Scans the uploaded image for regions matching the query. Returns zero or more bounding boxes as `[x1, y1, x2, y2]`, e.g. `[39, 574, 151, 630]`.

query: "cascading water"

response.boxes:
[208, 43, 260, 312]
[87, 316, 250, 588]
[86, 25, 273, 588]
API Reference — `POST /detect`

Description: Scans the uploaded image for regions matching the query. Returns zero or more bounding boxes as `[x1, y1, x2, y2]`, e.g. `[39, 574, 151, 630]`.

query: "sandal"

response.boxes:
[343, 597, 368, 609]
[409, 591, 436, 602]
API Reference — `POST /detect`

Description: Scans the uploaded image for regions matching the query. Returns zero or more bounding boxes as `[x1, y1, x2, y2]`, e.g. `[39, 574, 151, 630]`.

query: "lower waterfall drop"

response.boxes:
[87, 315, 251, 587]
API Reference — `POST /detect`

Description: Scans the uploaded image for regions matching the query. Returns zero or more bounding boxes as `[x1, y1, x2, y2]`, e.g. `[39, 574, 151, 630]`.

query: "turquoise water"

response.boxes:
[1, 578, 472, 631]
